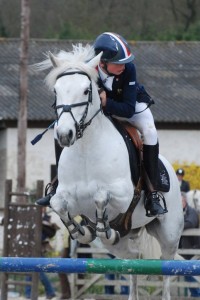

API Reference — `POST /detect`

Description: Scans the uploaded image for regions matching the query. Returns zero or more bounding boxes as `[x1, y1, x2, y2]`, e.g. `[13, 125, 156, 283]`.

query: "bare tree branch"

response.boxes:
[184, 0, 196, 31]
[169, 0, 179, 22]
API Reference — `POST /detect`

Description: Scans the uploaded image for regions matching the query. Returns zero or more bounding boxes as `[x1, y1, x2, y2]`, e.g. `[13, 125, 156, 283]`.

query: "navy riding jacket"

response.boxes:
[98, 62, 137, 118]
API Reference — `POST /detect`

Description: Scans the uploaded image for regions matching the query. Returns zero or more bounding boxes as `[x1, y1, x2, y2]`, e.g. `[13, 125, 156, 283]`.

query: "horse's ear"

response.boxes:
[48, 51, 61, 68]
[87, 52, 103, 68]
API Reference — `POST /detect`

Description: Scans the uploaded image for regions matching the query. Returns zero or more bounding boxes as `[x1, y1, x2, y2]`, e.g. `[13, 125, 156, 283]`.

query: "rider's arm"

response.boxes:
[102, 63, 137, 118]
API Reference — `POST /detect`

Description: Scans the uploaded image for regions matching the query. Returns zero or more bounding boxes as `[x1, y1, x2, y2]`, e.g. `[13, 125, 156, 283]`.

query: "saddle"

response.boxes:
[109, 118, 170, 237]
[112, 119, 170, 192]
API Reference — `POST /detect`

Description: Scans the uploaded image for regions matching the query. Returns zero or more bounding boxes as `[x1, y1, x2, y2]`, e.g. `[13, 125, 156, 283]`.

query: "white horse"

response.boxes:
[187, 190, 200, 212]
[35, 44, 184, 300]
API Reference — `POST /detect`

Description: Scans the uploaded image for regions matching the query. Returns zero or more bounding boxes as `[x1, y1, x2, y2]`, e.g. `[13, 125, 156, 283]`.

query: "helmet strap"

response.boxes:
[101, 62, 116, 77]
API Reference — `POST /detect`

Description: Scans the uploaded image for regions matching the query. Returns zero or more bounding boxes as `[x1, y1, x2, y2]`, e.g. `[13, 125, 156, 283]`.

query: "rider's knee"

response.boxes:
[142, 126, 157, 145]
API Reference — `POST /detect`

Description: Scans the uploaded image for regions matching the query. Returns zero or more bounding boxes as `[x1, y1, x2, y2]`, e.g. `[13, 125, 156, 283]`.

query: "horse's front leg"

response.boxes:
[94, 189, 120, 245]
[50, 193, 95, 244]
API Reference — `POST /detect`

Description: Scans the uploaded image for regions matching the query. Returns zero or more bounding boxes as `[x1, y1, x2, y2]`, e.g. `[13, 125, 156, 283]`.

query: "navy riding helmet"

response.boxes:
[94, 32, 134, 64]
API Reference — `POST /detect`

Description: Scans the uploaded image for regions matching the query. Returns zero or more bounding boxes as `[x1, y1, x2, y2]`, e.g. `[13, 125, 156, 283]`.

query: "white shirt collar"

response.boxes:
[98, 66, 114, 91]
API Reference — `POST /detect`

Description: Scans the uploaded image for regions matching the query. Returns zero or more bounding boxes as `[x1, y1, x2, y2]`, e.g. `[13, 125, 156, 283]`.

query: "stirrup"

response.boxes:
[36, 182, 56, 207]
[45, 182, 53, 196]
[35, 193, 53, 207]
[145, 191, 168, 217]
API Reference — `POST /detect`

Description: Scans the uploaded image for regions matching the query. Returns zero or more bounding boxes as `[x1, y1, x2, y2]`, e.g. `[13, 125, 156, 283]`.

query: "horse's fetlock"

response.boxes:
[77, 226, 96, 244]
[101, 229, 120, 245]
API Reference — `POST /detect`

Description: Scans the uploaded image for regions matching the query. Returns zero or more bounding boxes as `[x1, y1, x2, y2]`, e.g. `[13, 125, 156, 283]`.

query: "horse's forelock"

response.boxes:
[44, 44, 98, 90]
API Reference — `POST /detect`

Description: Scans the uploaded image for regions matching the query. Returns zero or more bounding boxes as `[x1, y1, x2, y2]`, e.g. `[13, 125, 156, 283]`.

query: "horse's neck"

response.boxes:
[77, 85, 123, 155]
[85, 112, 114, 141]
[84, 89, 116, 143]
[72, 114, 117, 163]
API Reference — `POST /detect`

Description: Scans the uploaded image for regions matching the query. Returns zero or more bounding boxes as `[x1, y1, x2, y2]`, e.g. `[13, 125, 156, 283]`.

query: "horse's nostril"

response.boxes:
[68, 130, 73, 140]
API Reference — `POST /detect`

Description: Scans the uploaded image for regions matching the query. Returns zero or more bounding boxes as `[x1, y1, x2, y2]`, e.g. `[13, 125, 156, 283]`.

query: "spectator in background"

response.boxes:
[179, 192, 200, 297]
[176, 168, 190, 192]
[179, 192, 200, 258]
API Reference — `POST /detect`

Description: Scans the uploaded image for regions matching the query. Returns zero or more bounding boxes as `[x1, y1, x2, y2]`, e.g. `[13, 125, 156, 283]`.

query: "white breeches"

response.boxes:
[114, 102, 158, 145]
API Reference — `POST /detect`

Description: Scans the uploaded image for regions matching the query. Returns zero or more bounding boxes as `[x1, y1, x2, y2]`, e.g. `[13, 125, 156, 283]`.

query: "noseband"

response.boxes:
[54, 71, 101, 139]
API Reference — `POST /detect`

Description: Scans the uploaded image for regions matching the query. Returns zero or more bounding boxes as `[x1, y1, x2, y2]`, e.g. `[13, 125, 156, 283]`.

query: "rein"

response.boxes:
[54, 71, 102, 139]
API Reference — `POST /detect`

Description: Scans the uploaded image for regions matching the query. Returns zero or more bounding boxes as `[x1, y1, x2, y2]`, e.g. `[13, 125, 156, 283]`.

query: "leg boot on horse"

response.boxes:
[143, 143, 167, 217]
[36, 139, 63, 206]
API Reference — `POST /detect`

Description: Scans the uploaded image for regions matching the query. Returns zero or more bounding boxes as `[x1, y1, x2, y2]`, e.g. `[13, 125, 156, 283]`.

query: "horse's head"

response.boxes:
[37, 44, 102, 147]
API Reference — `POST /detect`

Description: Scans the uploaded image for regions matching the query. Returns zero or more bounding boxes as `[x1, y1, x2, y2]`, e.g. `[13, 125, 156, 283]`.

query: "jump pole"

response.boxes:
[0, 258, 200, 276]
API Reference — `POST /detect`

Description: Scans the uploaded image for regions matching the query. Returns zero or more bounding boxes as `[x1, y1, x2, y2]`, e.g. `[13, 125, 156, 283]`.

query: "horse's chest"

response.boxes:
[59, 153, 124, 184]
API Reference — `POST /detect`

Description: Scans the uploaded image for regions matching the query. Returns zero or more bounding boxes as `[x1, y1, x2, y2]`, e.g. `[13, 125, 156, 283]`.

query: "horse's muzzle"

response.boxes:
[57, 130, 74, 147]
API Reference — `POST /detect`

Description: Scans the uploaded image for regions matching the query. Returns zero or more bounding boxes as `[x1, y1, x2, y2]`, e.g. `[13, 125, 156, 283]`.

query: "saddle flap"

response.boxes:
[112, 118, 170, 192]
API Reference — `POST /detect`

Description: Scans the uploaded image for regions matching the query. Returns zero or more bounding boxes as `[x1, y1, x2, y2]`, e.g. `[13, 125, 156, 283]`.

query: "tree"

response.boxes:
[17, 0, 30, 201]
[170, 0, 198, 31]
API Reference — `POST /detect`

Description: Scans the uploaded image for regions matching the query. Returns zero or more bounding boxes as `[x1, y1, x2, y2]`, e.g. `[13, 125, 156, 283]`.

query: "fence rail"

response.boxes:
[0, 257, 200, 276]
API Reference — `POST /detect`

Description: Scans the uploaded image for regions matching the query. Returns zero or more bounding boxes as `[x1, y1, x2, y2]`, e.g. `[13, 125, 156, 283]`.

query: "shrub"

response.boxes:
[173, 162, 200, 189]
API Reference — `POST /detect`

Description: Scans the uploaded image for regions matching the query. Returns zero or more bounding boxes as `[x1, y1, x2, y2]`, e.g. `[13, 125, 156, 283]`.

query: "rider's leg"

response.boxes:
[122, 102, 167, 216]
[143, 142, 166, 216]
[36, 139, 63, 206]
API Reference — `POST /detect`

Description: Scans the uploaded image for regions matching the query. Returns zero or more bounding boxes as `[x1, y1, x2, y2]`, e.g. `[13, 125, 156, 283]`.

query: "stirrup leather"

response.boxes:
[45, 176, 58, 196]
[45, 182, 53, 196]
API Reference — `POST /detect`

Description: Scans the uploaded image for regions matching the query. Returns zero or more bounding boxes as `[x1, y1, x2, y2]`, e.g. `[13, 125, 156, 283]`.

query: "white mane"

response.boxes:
[34, 43, 98, 90]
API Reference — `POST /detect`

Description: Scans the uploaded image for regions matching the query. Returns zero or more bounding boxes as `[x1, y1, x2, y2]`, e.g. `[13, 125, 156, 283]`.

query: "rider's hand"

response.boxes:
[99, 90, 107, 107]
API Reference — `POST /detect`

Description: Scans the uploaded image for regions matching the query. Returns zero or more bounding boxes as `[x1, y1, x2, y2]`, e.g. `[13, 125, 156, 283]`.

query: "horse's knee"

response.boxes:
[94, 188, 110, 210]
[50, 195, 68, 217]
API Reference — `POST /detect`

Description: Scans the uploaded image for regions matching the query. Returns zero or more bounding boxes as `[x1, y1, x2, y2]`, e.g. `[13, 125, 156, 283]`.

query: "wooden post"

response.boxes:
[1, 179, 43, 300]
[17, 0, 30, 199]
[1, 180, 12, 300]
[31, 180, 43, 300]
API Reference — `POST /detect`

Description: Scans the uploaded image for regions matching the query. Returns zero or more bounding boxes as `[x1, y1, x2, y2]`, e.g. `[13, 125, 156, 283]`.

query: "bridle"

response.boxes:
[54, 70, 102, 139]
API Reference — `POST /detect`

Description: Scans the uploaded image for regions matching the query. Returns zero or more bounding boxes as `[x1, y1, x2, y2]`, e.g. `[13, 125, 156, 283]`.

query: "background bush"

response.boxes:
[173, 163, 200, 190]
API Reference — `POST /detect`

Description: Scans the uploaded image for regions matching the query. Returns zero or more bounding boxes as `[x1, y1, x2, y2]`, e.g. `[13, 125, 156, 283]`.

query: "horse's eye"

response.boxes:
[84, 89, 89, 95]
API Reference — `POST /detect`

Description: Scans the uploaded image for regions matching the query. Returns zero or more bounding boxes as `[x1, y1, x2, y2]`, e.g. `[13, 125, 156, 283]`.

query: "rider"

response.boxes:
[94, 32, 166, 217]
[36, 32, 166, 217]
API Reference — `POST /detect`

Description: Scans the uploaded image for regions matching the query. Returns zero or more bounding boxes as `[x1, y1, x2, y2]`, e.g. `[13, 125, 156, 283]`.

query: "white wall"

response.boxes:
[0, 128, 55, 206]
[26, 128, 55, 190]
[7, 127, 55, 189]
[158, 129, 200, 165]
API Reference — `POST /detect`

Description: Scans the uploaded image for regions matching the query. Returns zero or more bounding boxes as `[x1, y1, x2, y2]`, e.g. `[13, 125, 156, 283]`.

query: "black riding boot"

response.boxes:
[36, 139, 63, 207]
[143, 143, 167, 217]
